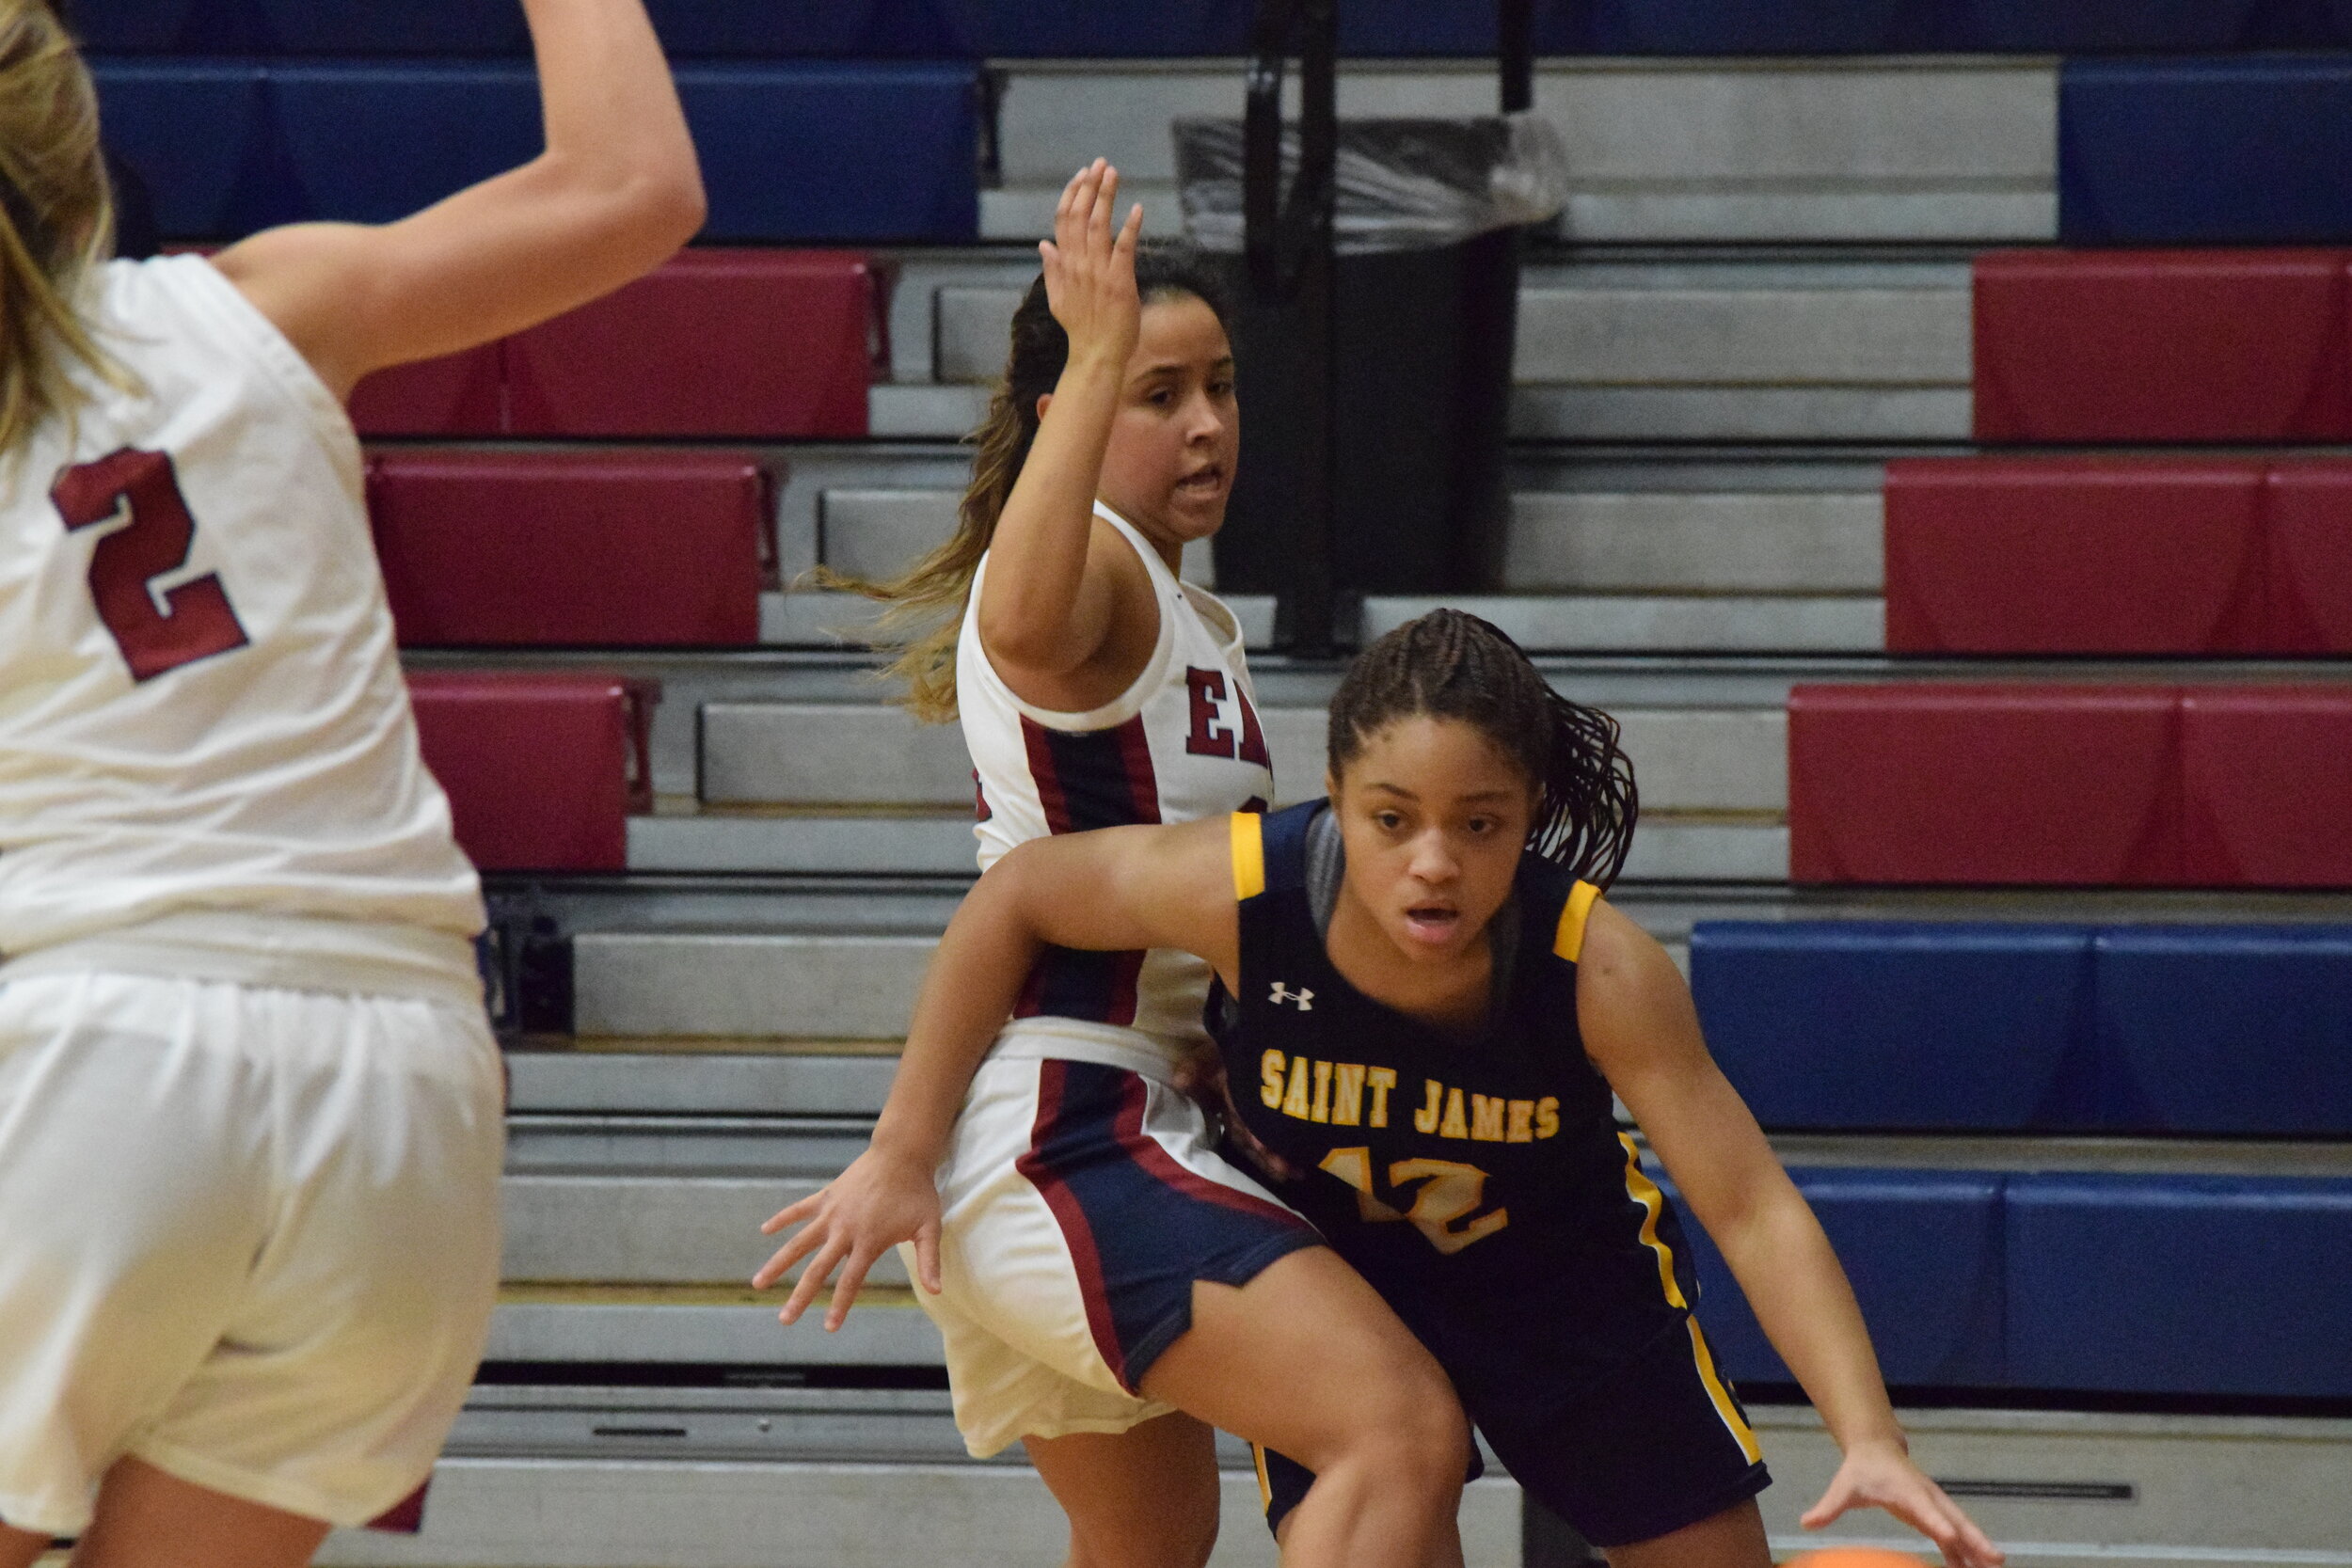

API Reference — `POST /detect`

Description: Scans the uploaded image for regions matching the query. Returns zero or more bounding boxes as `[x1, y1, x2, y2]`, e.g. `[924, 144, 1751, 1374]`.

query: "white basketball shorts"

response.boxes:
[910, 1050, 1322, 1458]
[0, 969, 505, 1536]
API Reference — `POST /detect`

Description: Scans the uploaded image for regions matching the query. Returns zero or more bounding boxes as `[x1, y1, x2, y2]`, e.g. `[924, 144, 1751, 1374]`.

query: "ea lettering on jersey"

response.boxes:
[1258, 1050, 1560, 1143]
[1184, 667, 1271, 766]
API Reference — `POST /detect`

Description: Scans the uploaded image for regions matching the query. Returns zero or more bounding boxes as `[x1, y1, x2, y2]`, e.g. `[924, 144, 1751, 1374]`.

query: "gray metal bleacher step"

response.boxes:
[484, 1286, 940, 1367]
[1504, 488, 1882, 594]
[500, 1175, 908, 1290]
[317, 1397, 2352, 1568]
[1363, 594, 1883, 653]
[759, 588, 1278, 651]
[793, 458, 1887, 595]
[884, 251, 1971, 443]
[571, 929, 935, 1039]
[320, 1448, 1524, 1568]
[695, 701, 1786, 814]
[981, 57, 2055, 245]
[625, 811, 1789, 884]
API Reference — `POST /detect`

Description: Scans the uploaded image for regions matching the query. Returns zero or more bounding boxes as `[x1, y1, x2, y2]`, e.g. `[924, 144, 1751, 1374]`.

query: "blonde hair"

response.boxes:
[0, 0, 124, 460]
[820, 248, 1232, 723]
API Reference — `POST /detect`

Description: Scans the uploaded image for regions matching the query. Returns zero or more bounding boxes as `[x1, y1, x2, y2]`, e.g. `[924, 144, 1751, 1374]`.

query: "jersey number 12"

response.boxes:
[55, 449, 249, 683]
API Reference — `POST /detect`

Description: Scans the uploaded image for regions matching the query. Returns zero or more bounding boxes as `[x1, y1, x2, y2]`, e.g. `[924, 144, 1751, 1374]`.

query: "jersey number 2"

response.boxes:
[54, 449, 249, 682]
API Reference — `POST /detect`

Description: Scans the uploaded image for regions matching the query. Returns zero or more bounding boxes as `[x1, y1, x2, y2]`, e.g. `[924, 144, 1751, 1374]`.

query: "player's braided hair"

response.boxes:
[819, 245, 1233, 721]
[0, 0, 128, 469]
[1328, 609, 1640, 888]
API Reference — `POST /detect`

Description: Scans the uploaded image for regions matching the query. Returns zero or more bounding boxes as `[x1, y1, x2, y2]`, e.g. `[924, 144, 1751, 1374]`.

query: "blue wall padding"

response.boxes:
[91, 61, 979, 242]
[2007, 1174, 2352, 1398]
[2061, 56, 2352, 244]
[1668, 1168, 2007, 1389]
[677, 65, 979, 242]
[1590, 0, 1968, 54]
[1968, 0, 2262, 51]
[251, 0, 531, 55]
[268, 66, 542, 227]
[87, 62, 269, 238]
[69, 0, 2352, 55]
[652, 1, 977, 58]
[2095, 927, 2352, 1135]
[1691, 923, 2100, 1132]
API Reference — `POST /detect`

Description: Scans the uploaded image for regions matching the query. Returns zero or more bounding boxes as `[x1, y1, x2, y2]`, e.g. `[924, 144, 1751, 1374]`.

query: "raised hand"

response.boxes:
[1038, 158, 1144, 376]
[752, 1144, 946, 1333]
[1801, 1437, 2006, 1568]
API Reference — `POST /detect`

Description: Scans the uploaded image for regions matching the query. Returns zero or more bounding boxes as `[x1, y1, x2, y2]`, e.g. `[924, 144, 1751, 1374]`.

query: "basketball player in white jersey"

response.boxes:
[761, 165, 1470, 1568]
[0, 3, 702, 1562]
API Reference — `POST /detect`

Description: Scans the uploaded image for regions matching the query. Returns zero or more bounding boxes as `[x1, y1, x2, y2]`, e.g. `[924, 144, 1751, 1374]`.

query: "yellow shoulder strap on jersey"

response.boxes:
[1231, 811, 1266, 900]
[1554, 879, 1601, 963]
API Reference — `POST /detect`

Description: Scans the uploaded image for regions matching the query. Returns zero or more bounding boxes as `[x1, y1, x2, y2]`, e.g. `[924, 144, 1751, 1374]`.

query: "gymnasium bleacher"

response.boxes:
[77, 0, 2352, 1563]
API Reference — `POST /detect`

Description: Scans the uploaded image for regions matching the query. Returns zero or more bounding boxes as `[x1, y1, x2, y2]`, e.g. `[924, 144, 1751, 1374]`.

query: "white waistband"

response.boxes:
[0, 910, 485, 1010]
[987, 1018, 1197, 1086]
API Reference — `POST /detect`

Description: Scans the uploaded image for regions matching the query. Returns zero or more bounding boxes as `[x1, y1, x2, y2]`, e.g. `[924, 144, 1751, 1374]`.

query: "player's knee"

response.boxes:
[1066, 1507, 1217, 1568]
[1333, 1360, 1471, 1495]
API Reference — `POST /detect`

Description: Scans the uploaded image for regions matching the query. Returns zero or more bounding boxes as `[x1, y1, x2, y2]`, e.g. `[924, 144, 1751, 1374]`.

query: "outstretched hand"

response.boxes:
[1802, 1437, 2006, 1568]
[1039, 158, 1144, 373]
[752, 1144, 945, 1333]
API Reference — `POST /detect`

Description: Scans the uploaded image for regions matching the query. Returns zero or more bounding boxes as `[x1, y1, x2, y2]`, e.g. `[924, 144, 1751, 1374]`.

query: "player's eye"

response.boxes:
[1466, 816, 1498, 835]
[1374, 811, 1405, 832]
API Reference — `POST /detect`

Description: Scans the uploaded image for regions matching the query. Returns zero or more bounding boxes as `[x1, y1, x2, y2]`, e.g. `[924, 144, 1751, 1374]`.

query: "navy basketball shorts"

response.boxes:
[906, 1045, 1323, 1458]
[1254, 1310, 1770, 1549]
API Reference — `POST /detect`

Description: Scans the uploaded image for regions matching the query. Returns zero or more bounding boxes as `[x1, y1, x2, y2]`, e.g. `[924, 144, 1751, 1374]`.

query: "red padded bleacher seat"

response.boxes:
[503, 249, 886, 437]
[2265, 464, 2352, 653]
[2181, 687, 2352, 887]
[407, 672, 658, 872]
[1788, 684, 2182, 885]
[1883, 458, 2269, 654]
[349, 345, 506, 437]
[370, 451, 777, 647]
[1974, 250, 2352, 443]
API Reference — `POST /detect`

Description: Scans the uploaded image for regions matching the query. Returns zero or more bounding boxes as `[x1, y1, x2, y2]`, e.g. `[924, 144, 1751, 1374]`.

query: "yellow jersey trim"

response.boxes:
[1687, 1318, 1765, 1465]
[1616, 1131, 1686, 1308]
[1555, 879, 1601, 963]
[1232, 812, 1267, 900]
[1252, 1442, 1274, 1511]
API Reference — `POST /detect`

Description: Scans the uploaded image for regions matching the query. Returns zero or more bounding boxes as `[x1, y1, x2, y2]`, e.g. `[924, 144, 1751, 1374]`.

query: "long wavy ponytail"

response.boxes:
[819, 244, 1232, 723]
[0, 0, 126, 471]
[1327, 609, 1640, 888]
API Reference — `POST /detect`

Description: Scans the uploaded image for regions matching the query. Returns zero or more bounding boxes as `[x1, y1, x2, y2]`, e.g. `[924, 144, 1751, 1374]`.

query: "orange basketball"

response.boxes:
[1780, 1552, 1932, 1568]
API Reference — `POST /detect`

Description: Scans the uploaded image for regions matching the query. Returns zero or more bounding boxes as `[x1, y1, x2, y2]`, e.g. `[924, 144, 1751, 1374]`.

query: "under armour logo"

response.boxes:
[1269, 983, 1314, 1011]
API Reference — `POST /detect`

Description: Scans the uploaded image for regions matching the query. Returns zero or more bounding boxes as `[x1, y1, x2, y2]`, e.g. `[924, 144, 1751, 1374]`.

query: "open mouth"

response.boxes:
[1402, 904, 1461, 945]
[1175, 467, 1225, 497]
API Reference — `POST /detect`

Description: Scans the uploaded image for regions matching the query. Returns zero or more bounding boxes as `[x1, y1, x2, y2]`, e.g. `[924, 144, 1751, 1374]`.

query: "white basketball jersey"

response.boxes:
[959, 504, 1274, 1060]
[0, 257, 483, 970]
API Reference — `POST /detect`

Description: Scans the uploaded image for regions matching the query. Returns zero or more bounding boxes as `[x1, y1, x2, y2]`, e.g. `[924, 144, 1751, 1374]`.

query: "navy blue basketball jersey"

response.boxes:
[1216, 801, 1761, 1442]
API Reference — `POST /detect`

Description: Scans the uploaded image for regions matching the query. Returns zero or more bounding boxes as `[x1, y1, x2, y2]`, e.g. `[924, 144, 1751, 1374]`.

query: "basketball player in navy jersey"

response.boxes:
[771, 610, 2005, 1568]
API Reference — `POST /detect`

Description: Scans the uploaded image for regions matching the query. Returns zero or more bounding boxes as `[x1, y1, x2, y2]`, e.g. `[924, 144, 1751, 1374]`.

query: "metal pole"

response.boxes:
[1243, 0, 1340, 657]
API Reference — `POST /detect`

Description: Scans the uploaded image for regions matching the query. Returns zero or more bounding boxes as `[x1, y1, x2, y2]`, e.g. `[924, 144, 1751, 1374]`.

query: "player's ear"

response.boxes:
[1035, 391, 1054, 422]
[1324, 768, 1341, 805]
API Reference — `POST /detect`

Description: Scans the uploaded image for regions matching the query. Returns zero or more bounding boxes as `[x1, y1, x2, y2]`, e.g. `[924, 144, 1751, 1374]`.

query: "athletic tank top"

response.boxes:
[0, 257, 483, 985]
[958, 502, 1274, 1068]
[1217, 802, 1678, 1303]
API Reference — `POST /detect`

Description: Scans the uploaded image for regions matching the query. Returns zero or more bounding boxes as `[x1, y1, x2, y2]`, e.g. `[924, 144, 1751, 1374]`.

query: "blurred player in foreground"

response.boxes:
[0, 1, 701, 1561]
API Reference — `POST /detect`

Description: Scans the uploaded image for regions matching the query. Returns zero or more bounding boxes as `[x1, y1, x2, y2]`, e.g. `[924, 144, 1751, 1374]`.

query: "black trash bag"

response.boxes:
[1174, 115, 1563, 600]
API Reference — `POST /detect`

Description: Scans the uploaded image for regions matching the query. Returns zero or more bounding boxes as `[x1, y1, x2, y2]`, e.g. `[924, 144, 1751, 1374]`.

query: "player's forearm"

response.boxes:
[867, 863, 1048, 1167]
[1711, 1188, 1908, 1454]
[977, 354, 1124, 665]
